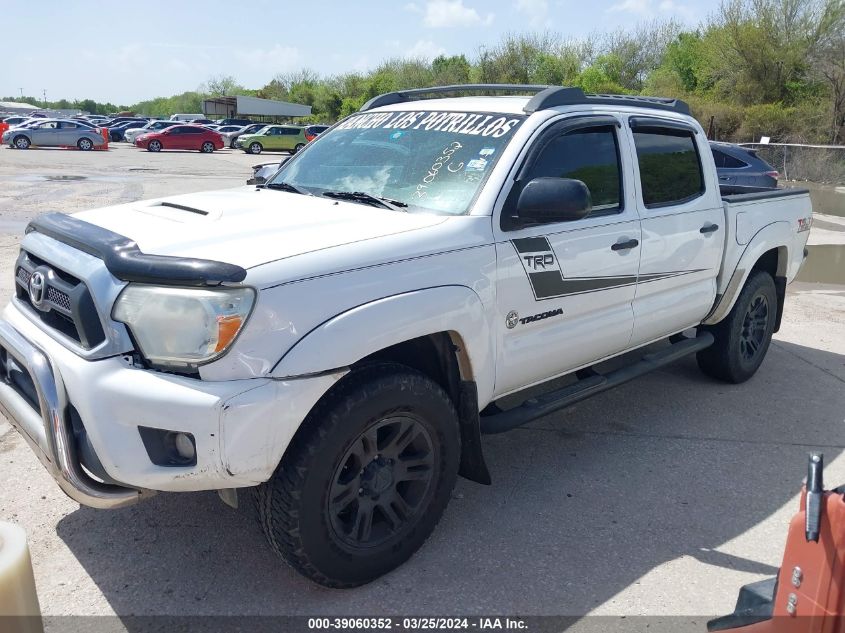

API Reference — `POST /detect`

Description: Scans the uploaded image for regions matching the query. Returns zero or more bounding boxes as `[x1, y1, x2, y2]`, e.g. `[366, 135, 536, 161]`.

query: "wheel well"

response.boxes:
[751, 246, 788, 332]
[351, 333, 464, 406]
[752, 247, 787, 278]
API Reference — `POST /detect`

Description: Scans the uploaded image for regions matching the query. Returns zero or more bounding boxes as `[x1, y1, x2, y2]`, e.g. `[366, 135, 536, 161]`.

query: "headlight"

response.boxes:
[113, 285, 255, 368]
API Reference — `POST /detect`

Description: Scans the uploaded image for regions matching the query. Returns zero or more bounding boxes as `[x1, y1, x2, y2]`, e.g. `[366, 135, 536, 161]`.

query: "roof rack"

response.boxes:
[359, 84, 690, 116]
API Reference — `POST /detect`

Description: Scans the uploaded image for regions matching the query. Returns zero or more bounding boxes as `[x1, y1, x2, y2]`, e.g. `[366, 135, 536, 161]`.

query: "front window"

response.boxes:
[270, 110, 525, 216]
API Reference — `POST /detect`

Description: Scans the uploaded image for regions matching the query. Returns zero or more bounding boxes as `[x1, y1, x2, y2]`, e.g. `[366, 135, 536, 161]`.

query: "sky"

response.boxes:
[3, 0, 719, 105]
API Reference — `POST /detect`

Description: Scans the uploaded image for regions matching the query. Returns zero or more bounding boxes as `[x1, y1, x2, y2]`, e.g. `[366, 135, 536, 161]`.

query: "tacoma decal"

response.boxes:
[520, 308, 563, 325]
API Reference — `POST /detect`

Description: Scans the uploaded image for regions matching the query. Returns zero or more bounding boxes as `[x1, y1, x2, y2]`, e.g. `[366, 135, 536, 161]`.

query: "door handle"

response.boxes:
[700, 224, 719, 234]
[611, 238, 639, 251]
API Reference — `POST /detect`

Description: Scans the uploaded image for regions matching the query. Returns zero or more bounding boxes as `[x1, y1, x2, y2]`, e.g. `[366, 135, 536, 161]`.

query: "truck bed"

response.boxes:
[720, 185, 809, 200]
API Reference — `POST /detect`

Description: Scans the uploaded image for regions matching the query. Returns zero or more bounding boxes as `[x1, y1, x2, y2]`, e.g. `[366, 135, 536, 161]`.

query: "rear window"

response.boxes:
[712, 148, 748, 169]
[632, 130, 704, 208]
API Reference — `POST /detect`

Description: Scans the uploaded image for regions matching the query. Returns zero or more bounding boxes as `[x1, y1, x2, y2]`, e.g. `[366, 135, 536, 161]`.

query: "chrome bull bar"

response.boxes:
[0, 320, 145, 509]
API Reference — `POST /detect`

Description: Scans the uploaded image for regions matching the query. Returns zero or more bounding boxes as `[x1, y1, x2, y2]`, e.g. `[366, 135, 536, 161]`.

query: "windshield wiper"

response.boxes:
[261, 181, 311, 196]
[321, 190, 408, 211]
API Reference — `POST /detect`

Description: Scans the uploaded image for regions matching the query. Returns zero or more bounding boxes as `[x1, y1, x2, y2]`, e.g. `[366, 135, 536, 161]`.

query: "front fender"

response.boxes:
[703, 221, 792, 326]
[271, 285, 496, 407]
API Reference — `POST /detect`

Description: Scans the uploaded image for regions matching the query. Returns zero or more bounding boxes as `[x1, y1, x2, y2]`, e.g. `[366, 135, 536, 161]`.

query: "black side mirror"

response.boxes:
[515, 177, 592, 224]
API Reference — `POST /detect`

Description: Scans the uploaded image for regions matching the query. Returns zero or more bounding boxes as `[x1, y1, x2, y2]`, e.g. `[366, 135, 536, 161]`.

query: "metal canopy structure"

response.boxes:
[201, 95, 311, 120]
[0, 101, 40, 113]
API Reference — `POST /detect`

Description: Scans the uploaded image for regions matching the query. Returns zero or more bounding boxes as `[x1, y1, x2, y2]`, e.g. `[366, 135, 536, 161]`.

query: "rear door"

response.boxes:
[168, 126, 193, 150]
[58, 121, 79, 145]
[279, 127, 299, 150]
[625, 117, 724, 346]
[493, 115, 641, 396]
[180, 126, 203, 150]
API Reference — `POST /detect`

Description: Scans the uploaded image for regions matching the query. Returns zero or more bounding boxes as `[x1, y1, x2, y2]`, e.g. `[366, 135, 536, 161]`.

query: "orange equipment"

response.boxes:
[708, 454, 845, 632]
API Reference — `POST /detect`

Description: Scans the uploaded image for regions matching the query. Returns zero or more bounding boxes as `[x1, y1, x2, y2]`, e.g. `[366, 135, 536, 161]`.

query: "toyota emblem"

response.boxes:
[28, 271, 46, 308]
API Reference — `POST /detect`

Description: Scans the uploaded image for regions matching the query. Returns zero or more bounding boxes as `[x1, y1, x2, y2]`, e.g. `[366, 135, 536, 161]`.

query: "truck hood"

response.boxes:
[73, 187, 448, 270]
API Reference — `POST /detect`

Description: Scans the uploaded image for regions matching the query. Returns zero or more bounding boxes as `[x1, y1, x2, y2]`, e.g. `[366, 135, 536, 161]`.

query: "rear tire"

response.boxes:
[697, 270, 777, 383]
[77, 138, 93, 151]
[294, 143, 305, 153]
[201, 141, 214, 153]
[255, 363, 460, 588]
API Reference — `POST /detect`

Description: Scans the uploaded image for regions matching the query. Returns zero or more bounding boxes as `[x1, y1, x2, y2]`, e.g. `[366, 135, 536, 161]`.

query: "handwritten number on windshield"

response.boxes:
[415, 142, 463, 200]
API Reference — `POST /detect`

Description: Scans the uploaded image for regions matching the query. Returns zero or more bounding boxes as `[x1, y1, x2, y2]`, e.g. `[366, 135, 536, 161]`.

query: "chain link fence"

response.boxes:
[738, 143, 845, 185]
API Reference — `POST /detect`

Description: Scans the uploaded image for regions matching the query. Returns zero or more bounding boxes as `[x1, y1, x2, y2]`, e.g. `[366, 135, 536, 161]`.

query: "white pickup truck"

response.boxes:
[0, 85, 812, 588]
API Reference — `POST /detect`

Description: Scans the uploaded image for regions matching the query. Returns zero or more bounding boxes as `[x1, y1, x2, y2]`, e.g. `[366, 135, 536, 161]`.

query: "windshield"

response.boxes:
[270, 110, 525, 216]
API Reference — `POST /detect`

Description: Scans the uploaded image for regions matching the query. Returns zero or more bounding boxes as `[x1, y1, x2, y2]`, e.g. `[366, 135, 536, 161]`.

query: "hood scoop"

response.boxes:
[159, 201, 208, 215]
[137, 200, 221, 222]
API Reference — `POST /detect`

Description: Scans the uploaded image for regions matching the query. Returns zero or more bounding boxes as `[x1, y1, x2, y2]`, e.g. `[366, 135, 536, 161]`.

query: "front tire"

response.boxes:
[294, 142, 305, 153]
[255, 363, 460, 588]
[249, 142, 262, 155]
[147, 140, 162, 152]
[201, 141, 214, 153]
[13, 136, 30, 150]
[697, 270, 777, 383]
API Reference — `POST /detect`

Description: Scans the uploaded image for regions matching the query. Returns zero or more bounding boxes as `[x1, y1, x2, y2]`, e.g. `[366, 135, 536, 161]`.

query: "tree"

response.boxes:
[203, 75, 245, 97]
[808, 0, 845, 141]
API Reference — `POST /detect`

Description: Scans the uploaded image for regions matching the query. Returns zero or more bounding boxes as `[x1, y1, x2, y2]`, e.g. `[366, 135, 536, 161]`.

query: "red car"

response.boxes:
[135, 124, 224, 153]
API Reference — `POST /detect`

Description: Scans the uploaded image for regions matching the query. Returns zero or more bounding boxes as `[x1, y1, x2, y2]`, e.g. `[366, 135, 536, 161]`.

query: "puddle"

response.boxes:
[785, 182, 845, 217]
[43, 175, 87, 181]
[797, 244, 845, 285]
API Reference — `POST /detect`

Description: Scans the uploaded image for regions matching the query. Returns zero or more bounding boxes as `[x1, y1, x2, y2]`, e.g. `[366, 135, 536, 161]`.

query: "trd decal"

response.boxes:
[510, 237, 705, 300]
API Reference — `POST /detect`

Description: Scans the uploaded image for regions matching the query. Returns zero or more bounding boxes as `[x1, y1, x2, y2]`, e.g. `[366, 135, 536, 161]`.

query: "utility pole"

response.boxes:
[18, 88, 23, 99]
[42, 89, 47, 108]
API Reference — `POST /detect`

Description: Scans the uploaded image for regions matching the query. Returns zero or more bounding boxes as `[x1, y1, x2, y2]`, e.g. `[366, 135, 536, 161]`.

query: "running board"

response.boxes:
[480, 332, 714, 435]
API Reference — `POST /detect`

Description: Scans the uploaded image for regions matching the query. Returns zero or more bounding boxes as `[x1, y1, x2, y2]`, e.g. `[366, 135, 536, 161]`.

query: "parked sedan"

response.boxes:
[304, 124, 330, 141]
[1, 116, 33, 127]
[710, 142, 779, 190]
[2, 119, 105, 150]
[107, 120, 148, 142]
[237, 125, 307, 154]
[124, 120, 180, 144]
[216, 125, 249, 148]
[226, 123, 268, 148]
[135, 125, 224, 153]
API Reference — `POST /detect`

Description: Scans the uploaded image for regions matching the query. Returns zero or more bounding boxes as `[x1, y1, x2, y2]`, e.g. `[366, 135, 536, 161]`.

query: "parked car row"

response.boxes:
[1, 118, 107, 150]
[134, 125, 225, 153]
[235, 124, 329, 154]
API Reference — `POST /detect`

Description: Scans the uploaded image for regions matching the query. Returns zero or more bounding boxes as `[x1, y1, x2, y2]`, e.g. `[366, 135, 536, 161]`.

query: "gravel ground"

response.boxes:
[0, 143, 843, 625]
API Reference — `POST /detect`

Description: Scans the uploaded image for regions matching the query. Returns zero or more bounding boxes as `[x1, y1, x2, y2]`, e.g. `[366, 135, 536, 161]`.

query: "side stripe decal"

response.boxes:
[511, 237, 705, 300]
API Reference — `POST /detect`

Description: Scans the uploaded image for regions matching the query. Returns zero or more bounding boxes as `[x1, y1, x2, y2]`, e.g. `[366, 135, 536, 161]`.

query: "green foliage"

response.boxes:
[738, 103, 799, 141]
[8, 1, 843, 143]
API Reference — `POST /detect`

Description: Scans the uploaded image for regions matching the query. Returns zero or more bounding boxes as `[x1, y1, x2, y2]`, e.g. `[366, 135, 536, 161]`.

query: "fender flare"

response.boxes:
[703, 221, 791, 326]
[271, 285, 496, 407]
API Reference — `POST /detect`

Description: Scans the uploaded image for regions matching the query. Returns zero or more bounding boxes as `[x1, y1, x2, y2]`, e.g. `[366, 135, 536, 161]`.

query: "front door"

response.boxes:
[31, 121, 58, 146]
[493, 115, 642, 397]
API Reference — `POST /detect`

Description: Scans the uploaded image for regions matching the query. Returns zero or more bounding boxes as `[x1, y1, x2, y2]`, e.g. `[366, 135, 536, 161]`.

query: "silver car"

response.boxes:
[124, 120, 181, 144]
[2, 119, 106, 150]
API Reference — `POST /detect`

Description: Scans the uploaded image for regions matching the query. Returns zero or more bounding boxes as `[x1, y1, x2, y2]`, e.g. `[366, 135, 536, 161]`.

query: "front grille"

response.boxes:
[14, 250, 106, 350]
[16, 267, 30, 286]
[46, 287, 72, 311]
